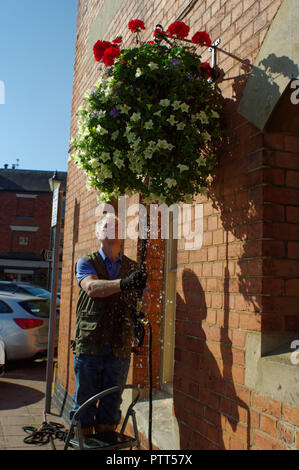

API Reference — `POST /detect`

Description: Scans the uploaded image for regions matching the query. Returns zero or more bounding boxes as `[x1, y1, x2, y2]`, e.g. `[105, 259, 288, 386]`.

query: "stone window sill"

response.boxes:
[121, 388, 180, 450]
[245, 333, 299, 407]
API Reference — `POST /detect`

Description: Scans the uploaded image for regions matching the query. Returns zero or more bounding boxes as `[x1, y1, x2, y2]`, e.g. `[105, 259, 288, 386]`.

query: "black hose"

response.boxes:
[136, 222, 153, 450]
[23, 421, 67, 448]
[147, 321, 153, 451]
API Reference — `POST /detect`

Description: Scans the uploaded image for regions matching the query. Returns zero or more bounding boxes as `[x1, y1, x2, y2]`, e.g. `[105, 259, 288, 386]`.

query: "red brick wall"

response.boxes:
[174, 126, 299, 450]
[0, 192, 52, 255]
[57, 0, 299, 450]
[262, 135, 299, 333]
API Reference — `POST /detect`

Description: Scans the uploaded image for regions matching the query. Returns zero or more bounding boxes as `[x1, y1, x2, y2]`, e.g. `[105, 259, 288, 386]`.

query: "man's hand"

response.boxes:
[120, 269, 147, 291]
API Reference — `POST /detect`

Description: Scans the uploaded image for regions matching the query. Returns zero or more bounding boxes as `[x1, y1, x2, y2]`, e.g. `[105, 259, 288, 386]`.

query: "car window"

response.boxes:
[20, 285, 60, 305]
[0, 283, 17, 293]
[0, 300, 13, 313]
[20, 286, 50, 298]
[19, 300, 50, 318]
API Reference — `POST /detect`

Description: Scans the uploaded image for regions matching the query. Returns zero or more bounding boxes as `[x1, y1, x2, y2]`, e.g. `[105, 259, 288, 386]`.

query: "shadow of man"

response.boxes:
[174, 268, 250, 450]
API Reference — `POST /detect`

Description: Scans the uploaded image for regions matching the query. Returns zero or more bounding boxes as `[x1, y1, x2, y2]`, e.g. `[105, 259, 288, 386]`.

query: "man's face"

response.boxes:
[97, 217, 123, 248]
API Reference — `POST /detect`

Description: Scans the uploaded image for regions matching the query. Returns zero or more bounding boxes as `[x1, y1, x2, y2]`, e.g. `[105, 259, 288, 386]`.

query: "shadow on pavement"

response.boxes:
[0, 358, 46, 410]
[0, 381, 45, 410]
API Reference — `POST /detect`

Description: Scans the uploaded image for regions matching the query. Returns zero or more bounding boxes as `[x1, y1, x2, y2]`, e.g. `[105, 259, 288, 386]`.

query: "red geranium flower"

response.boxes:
[192, 31, 212, 47]
[103, 46, 121, 66]
[198, 61, 212, 76]
[128, 19, 145, 32]
[168, 20, 190, 39]
[153, 26, 166, 37]
[112, 37, 123, 44]
[93, 40, 113, 61]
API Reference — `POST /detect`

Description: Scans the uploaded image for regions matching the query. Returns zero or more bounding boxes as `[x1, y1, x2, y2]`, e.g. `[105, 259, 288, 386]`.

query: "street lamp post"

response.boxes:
[44, 170, 63, 415]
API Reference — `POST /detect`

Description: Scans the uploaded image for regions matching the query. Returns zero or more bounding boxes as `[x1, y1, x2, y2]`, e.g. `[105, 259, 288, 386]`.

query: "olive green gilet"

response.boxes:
[72, 251, 138, 358]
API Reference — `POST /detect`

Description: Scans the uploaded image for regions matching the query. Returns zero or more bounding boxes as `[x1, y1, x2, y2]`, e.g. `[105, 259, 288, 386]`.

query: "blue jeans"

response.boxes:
[70, 350, 130, 428]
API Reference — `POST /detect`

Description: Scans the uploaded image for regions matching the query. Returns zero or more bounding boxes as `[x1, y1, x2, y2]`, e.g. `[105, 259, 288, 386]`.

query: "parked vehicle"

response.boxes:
[0, 291, 59, 361]
[0, 281, 60, 311]
[0, 338, 4, 375]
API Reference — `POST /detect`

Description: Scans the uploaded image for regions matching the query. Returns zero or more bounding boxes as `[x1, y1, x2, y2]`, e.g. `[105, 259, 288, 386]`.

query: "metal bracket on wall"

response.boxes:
[209, 38, 252, 81]
[153, 28, 251, 82]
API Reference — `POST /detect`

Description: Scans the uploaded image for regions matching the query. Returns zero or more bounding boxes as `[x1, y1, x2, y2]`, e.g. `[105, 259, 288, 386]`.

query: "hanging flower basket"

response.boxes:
[70, 20, 224, 206]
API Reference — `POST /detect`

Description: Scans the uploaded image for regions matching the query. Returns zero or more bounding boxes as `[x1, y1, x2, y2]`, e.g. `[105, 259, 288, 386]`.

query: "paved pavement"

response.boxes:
[0, 358, 68, 451]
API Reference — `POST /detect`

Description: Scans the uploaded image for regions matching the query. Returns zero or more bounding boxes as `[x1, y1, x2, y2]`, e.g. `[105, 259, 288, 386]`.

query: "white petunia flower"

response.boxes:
[113, 150, 122, 158]
[131, 137, 141, 150]
[157, 139, 169, 149]
[98, 165, 112, 179]
[130, 112, 141, 122]
[114, 159, 124, 169]
[113, 151, 125, 169]
[144, 149, 154, 159]
[180, 102, 190, 112]
[148, 62, 159, 70]
[178, 164, 189, 172]
[159, 99, 170, 107]
[100, 152, 111, 162]
[96, 125, 108, 135]
[148, 141, 157, 149]
[104, 85, 112, 97]
[198, 110, 209, 124]
[90, 158, 100, 169]
[97, 191, 108, 203]
[172, 100, 182, 110]
[135, 68, 143, 77]
[167, 115, 177, 125]
[202, 131, 211, 141]
[165, 178, 177, 188]
[126, 133, 135, 144]
[83, 89, 91, 100]
[119, 104, 131, 114]
[177, 122, 186, 130]
[196, 156, 206, 166]
[103, 169, 112, 179]
[144, 119, 154, 129]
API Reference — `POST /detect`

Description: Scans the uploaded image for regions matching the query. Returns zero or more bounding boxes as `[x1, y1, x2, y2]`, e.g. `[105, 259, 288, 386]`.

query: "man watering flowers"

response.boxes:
[70, 213, 148, 436]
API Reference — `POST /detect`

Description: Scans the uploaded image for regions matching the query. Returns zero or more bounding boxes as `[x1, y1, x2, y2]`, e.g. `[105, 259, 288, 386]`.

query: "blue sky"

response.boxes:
[0, 0, 78, 172]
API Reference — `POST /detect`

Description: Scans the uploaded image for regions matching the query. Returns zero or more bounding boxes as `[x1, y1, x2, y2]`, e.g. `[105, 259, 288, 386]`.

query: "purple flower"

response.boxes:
[109, 107, 120, 118]
[169, 58, 180, 68]
[187, 73, 197, 81]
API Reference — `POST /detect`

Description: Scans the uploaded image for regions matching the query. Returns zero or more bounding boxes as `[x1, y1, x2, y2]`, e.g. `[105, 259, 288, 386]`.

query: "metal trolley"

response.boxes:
[64, 384, 141, 450]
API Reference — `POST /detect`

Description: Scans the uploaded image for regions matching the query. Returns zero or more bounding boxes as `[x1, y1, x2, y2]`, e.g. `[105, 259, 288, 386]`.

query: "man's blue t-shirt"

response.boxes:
[76, 247, 122, 286]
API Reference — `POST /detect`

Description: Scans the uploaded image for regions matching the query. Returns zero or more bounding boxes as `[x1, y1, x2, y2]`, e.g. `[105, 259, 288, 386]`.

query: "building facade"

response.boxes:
[0, 168, 67, 288]
[55, 0, 299, 450]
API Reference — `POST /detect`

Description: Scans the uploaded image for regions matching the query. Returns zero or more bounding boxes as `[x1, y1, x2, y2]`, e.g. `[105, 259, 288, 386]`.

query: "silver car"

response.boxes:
[0, 291, 58, 361]
[0, 338, 4, 375]
[0, 281, 60, 311]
